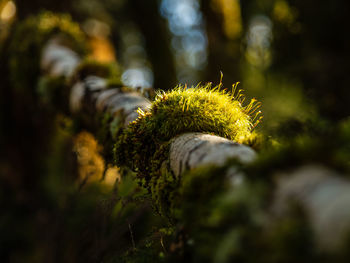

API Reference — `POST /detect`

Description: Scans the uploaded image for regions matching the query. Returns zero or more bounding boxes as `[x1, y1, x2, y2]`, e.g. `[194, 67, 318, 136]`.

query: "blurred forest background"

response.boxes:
[1, 0, 350, 262]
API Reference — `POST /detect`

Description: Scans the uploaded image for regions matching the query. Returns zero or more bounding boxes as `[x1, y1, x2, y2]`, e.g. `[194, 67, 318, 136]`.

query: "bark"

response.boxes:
[169, 132, 256, 177]
[42, 38, 81, 78]
[42, 38, 151, 125]
[272, 165, 350, 252]
[42, 38, 256, 170]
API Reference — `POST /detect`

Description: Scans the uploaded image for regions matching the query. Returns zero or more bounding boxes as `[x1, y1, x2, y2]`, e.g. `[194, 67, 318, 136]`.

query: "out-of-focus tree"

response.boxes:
[200, 0, 243, 87]
[270, 0, 350, 120]
[124, 0, 177, 90]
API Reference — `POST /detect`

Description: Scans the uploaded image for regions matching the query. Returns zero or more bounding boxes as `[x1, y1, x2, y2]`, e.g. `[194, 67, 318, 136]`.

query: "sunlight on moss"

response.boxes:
[115, 82, 262, 215]
[142, 82, 261, 143]
[116, 82, 262, 171]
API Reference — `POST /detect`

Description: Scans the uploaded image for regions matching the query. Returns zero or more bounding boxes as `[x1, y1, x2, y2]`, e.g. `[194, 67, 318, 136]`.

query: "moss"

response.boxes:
[96, 111, 114, 143]
[264, 203, 316, 263]
[177, 164, 232, 221]
[147, 142, 178, 217]
[95, 111, 124, 163]
[168, 119, 350, 261]
[9, 11, 87, 95]
[115, 83, 261, 181]
[37, 75, 69, 110]
[169, 162, 261, 262]
[116, 240, 166, 263]
[110, 115, 125, 139]
[167, 157, 321, 263]
[70, 59, 121, 84]
[114, 83, 262, 216]
[242, 118, 350, 183]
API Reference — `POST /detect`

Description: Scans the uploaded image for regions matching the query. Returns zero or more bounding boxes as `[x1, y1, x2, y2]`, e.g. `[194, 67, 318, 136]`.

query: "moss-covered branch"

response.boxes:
[8, 11, 350, 262]
[38, 22, 262, 217]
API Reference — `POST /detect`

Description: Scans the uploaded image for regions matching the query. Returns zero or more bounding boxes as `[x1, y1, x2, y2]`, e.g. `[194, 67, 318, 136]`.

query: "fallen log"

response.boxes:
[8, 11, 350, 261]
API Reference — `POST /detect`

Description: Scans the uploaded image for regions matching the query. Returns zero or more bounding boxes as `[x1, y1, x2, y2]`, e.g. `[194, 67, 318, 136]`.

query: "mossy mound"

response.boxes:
[115, 83, 262, 212]
[9, 11, 87, 94]
[144, 84, 260, 143]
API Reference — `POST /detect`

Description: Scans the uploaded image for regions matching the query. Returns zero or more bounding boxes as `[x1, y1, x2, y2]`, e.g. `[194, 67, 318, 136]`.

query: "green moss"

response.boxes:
[116, 240, 166, 263]
[110, 115, 125, 139]
[147, 142, 178, 217]
[96, 112, 114, 144]
[37, 75, 69, 110]
[95, 111, 125, 163]
[177, 164, 231, 221]
[168, 162, 261, 262]
[70, 59, 121, 84]
[242, 118, 350, 183]
[114, 83, 261, 212]
[9, 11, 87, 95]
[265, 204, 316, 263]
[167, 157, 320, 263]
[168, 119, 350, 261]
